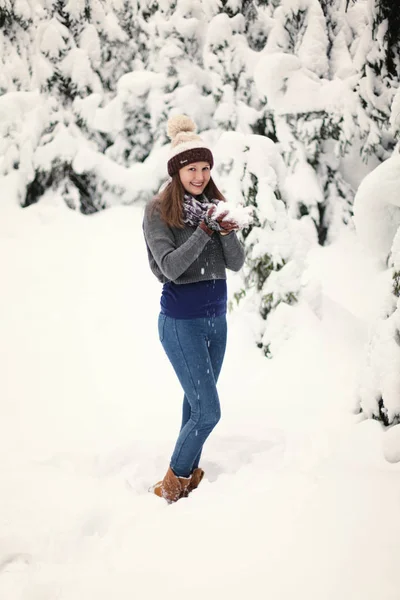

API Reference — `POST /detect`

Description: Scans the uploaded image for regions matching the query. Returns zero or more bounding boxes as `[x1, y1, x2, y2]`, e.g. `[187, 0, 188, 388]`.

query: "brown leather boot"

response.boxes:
[151, 467, 192, 503]
[183, 468, 205, 497]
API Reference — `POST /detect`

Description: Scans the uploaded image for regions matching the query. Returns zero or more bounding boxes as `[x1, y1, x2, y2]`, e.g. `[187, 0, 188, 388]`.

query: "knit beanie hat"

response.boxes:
[166, 115, 214, 177]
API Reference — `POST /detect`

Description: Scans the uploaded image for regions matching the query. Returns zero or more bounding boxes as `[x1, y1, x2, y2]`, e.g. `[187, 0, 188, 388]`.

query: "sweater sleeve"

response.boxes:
[219, 232, 245, 272]
[143, 205, 212, 282]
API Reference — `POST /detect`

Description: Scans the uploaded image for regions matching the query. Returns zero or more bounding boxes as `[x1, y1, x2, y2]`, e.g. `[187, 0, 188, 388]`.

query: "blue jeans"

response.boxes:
[158, 313, 227, 478]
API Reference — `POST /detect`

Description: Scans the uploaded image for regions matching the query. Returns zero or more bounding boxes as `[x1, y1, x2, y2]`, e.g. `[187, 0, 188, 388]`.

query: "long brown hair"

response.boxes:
[151, 173, 225, 228]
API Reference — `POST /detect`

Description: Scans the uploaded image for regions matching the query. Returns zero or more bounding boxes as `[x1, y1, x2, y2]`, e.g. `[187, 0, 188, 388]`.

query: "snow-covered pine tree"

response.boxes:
[101, 0, 218, 171]
[204, 10, 261, 133]
[0, 0, 33, 94]
[0, 0, 55, 205]
[243, 1, 278, 142]
[31, 0, 138, 213]
[253, 0, 357, 245]
[354, 152, 400, 426]
[100, 0, 149, 91]
[144, 0, 215, 143]
[375, 0, 400, 80]
[348, 0, 399, 162]
[188, 0, 356, 350]
[92, 0, 162, 167]
[24, 1, 103, 212]
[352, 2, 400, 426]
[0, 0, 140, 212]
[214, 130, 317, 355]
[198, 5, 307, 353]
[101, 70, 165, 167]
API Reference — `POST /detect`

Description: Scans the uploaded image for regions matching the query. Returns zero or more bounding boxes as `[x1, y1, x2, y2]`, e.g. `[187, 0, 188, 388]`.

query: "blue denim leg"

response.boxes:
[158, 313, 227, 478]
[179, 318, 227, 469]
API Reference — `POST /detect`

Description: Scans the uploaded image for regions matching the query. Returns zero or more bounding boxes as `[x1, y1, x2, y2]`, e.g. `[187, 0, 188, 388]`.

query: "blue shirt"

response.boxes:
[161, 279, 227, 319]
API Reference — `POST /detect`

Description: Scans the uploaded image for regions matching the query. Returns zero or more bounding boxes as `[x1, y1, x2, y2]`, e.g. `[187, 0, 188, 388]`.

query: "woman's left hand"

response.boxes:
[204, 207, 239, 234]
[217, 212, 239, 235]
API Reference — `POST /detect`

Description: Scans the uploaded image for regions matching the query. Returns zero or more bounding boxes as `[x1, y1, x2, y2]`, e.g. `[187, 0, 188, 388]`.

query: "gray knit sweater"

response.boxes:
[142, 202, 245, 284]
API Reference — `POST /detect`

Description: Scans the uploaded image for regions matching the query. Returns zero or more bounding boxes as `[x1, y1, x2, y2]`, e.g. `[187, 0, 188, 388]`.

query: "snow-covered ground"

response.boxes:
[1, 193, 400, 600]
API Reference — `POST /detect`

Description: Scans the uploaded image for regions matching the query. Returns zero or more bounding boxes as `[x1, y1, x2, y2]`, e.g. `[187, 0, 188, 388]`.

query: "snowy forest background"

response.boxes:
[2, 0, 400, 426]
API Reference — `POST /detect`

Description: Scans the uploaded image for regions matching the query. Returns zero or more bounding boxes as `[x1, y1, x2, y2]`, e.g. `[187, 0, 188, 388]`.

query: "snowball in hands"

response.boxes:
[213, 201, 254, 229]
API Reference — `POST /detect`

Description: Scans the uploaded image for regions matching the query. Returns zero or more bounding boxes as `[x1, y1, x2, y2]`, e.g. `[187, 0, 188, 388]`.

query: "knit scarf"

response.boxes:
[182, 193, 218, 227]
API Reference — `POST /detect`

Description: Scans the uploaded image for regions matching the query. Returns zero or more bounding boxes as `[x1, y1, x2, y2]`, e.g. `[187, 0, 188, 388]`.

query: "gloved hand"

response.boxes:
[199, 205, 216, 236]
[216, 210, 239, 234]
[203, 206, 238, 232]
[200, 205, 240, 236]
[199, 205, 218, 236]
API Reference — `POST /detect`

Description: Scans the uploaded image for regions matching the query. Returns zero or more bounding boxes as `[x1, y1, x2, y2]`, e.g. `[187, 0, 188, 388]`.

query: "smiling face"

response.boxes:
[179, 161, 211, 195]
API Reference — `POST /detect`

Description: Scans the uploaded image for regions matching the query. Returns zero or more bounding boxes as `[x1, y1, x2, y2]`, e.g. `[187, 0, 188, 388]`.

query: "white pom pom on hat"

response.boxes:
[166, 114, 214, 176]
[167, 114, 197, 139]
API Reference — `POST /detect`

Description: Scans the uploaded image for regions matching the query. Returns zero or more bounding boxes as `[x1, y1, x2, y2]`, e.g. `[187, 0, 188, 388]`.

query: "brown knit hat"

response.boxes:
[166, 115, 214, 177]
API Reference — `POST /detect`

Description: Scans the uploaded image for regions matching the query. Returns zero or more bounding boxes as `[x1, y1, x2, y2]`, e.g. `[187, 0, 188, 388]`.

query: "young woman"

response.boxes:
[142, 115, 245, 503]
